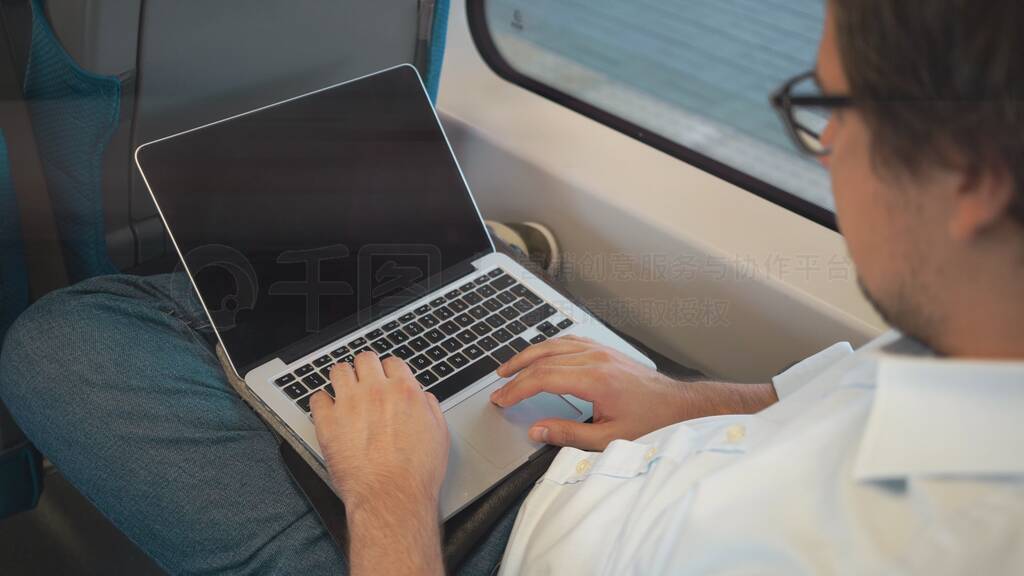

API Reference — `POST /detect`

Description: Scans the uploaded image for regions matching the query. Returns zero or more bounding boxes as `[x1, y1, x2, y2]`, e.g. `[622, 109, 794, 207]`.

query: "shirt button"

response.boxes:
[725, 424, 746, 444]
[643, 447, 657, 461]
[575, 459, 592, 474]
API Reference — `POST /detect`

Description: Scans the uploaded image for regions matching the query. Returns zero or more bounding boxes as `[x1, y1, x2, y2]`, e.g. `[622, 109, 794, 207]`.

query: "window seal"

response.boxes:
[465, 0, 837, 230]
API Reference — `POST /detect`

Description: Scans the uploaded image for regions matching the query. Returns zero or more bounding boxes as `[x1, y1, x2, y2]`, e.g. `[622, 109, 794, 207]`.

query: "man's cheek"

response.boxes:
[835, 183, 881, 296]
[829, 161, 857, 235]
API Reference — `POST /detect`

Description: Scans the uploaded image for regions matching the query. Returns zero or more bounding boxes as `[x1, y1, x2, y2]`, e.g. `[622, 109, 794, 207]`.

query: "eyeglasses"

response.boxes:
[771, 71, 853, 157]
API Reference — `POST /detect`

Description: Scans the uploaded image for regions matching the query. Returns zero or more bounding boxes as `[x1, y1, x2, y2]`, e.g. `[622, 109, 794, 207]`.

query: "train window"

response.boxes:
[469, 0, 835, 228]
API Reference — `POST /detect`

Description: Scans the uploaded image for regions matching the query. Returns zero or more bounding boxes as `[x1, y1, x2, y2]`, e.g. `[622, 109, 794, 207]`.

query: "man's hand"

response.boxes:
[310, 351, 448, 511]
[310, 351, 448, 576]
[490, 335, 778, 451]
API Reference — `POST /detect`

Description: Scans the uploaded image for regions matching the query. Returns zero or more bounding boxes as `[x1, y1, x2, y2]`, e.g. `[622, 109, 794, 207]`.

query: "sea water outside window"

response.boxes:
[480, 0, 833, 214]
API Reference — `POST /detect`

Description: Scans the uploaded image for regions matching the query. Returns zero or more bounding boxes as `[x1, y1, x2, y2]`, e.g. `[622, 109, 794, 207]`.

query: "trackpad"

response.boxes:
[447, 380, 583, 469]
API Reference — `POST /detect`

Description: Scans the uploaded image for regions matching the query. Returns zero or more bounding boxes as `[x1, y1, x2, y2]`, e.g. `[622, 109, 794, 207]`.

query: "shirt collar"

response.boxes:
[854, 338, 1024, 481]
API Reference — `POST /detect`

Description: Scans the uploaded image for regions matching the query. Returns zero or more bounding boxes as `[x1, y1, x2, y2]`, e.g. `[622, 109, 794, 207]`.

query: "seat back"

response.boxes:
[0, 131, 41, 520]
[41, 0, 450, 274]
[0, 0, 60, 517]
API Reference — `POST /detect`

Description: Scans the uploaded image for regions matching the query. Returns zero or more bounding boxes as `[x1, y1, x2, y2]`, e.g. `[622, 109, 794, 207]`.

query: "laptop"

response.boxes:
[134, 64, 654, 519]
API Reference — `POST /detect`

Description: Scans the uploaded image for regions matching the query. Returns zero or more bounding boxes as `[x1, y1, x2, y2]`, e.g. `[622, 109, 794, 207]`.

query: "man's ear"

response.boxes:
[949, 163, 1015, 242]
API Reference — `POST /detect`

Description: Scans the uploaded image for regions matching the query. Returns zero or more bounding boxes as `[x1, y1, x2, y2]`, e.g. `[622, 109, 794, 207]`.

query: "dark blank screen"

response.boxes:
[137, 65, 492, 372]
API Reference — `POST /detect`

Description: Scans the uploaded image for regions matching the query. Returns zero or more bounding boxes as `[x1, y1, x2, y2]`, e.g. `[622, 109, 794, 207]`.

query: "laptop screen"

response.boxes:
[136, 65, 493, 374]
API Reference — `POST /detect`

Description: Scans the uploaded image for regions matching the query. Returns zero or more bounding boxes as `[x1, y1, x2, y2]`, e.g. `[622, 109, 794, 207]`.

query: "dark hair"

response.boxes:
[831, 0, 1024, 223]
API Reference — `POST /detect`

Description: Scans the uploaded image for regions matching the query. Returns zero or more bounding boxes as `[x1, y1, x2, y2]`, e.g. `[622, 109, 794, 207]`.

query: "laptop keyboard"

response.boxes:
[272, 267, 576, 415]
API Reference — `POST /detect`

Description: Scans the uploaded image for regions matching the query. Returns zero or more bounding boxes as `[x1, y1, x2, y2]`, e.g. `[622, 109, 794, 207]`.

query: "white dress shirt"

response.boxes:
[499, 332, 1024, 575]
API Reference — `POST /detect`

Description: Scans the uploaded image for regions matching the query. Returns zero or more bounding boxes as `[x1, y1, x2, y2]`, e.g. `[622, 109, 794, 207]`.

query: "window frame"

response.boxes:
[465, 0, 837, 230]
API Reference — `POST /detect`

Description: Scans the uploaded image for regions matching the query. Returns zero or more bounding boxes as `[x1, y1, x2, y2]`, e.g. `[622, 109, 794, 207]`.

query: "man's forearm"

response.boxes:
[676, 379, 779, 419]
[346, 496, 444, 576]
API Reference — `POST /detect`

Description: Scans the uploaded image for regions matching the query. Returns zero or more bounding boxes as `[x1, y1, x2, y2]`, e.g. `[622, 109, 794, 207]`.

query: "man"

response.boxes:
[306, 0, 1024, 573]
[2, 0, 1022, 574]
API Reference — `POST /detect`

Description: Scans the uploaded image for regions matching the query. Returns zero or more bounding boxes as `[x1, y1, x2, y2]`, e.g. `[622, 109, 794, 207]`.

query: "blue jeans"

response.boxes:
[0, 273, 517, 575]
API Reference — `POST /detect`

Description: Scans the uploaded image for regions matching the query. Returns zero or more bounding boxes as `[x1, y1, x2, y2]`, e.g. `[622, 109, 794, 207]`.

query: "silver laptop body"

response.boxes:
[134, 64, 653, 519]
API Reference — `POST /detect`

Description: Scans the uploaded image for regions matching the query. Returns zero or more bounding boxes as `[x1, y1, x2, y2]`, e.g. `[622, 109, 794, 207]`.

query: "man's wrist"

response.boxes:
[346, 491, 440, 528]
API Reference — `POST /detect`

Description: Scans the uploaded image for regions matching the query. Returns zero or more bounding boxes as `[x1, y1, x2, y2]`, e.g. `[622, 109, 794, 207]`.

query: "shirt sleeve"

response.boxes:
[772, 342, 854, 399]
